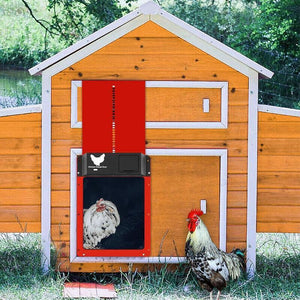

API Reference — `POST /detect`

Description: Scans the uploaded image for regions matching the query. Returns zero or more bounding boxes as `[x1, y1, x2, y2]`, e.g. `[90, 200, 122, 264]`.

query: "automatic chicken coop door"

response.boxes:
[77, 81, 151, 257]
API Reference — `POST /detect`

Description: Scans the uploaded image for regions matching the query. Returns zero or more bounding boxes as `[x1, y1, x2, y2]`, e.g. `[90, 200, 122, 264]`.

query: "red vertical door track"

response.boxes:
[77, 80, 150, 257]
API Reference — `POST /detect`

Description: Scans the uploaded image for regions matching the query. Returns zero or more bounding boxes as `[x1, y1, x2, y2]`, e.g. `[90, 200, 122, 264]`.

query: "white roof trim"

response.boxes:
[151, 14, 252, 78]
[152, 10, 273, 79]
[258, 104, 300, 117]
[42, 14, 149, 77]
[29, 8, 142, 75]
[139, 1, 161, 14]
[29, 0, 273, 79]
[0, 104, 42, 117]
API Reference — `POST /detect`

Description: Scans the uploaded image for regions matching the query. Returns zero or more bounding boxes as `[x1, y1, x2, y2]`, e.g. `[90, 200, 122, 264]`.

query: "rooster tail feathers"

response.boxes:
[231, 248, 245, 258]
[231, 248, 246, 271]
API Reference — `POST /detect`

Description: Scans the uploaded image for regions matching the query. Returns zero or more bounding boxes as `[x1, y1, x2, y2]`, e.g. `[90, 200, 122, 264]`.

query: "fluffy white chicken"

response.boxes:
[90, 153, 105, 166]
[83, 198, 120, 249]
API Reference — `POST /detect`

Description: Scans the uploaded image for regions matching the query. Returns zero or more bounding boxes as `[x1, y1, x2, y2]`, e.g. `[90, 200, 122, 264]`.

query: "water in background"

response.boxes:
[0, 68, 41, 108]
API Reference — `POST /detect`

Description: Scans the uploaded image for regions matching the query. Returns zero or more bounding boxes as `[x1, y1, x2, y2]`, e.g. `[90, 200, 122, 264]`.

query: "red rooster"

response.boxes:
[185, 209, 245, 300]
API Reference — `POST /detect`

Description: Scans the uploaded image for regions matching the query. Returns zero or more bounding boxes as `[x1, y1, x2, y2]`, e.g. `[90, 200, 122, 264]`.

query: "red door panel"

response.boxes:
[82, 81, 145, 154]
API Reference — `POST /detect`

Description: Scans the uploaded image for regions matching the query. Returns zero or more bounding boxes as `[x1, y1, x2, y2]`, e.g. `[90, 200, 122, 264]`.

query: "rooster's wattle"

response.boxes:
[185, 209, 245, 300]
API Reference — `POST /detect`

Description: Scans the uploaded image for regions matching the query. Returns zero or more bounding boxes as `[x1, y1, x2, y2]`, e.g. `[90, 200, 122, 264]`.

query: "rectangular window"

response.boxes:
[71, 80, 228, 129]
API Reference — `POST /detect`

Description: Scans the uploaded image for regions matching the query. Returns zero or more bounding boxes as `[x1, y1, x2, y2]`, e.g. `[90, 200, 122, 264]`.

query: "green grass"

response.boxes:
[0, 233, 299, 299]
[0, 233, 63, 300]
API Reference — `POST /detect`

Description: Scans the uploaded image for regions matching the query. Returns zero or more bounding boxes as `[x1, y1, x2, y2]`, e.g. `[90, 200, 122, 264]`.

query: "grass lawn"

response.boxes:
[0, 233, 299, 300]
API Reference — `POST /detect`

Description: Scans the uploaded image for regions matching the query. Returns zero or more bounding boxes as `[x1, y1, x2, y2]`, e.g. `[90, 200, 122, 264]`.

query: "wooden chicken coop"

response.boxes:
[0, 1, 300, 274]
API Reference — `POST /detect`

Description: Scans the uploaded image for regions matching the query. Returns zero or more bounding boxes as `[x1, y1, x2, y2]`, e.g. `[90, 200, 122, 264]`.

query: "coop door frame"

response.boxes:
[76, 175, 151, 257]
[70, 148, 227, 264]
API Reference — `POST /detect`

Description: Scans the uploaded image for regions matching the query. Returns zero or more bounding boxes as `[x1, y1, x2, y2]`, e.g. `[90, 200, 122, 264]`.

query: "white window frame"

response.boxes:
[146, 81, 228, 128]
[71, 80, 82, 128]
[69, 148, 227, 263]
[70, 80, 228, 129]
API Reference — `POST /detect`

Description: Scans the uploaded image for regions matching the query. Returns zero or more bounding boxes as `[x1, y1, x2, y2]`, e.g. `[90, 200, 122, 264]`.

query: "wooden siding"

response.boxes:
[150, 156, 220, 257]
[51, 21, 249, 272]
[0, 113, 41, 232]
[257, 111, 300, 232]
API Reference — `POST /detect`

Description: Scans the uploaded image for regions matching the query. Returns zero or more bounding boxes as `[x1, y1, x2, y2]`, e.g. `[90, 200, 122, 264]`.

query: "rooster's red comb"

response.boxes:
[188, 209, 203, 219]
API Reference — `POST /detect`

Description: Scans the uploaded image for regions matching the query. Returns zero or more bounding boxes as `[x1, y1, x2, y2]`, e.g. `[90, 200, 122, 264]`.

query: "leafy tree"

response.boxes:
[0, 0, 63, 68]
[165, 0, 299, 108]
[2, 0, 298, 108]
[230, 0, 300, 108]
[258, 0, 299, 56]
[22, 0, 135, 46]
[162, 0, 235, 43]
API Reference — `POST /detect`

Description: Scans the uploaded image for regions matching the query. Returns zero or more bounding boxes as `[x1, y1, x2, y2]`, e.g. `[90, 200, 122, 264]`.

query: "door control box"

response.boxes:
[78, 153, 150, 176]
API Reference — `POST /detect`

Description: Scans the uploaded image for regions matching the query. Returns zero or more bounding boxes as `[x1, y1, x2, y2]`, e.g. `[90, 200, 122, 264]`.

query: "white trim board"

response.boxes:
[71, 80, 228, 129]
[70, 148, 81, 263]
[69, 148, 227, 264]
[29, 1, 272, 79]
[246, 70, 258, 277]
[0, 104, 42, 117]
[41, 73, 52, 274]
[258, 104, 300, 117]
[71, 81, 82, 128]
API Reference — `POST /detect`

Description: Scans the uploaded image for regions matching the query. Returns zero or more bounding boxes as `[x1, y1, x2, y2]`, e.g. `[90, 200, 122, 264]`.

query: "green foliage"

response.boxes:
[0, 0, 135, 68]
[168, 0, 241, 42]
[32, 0, 135, 46]
[165, 0, 299, 109]
[228, 0, 300, 109]
[0, 0, 64, 68]
[256, 0, 299, 57]
[0, 0, 298, 108]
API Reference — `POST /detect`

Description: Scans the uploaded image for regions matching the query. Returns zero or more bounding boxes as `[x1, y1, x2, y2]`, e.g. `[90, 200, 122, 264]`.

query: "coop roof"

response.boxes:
[29, 0, 273, 79]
